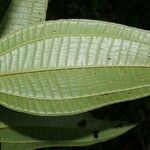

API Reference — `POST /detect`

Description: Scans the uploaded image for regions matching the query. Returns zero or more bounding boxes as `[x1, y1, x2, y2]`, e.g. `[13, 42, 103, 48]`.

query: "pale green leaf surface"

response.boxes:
[0, 19, 150, 116]
[0, 0, 48, 37]
[0, 106, 135, 148]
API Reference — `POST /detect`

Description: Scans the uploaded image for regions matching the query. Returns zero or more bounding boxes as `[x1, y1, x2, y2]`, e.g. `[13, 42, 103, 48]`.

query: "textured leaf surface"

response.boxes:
[0, 0, 48, 36]
[0, 106, 135, 148]
[0, 19, 150, 115]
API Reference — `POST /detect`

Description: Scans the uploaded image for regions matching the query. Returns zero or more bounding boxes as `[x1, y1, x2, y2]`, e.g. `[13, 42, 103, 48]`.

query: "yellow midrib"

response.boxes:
[0, 65, 149, 77]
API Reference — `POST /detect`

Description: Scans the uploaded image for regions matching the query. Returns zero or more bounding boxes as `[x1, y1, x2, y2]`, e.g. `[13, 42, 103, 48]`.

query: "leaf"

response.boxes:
[0, 106, 136, 148]
[0, 19, 150, 116]
[0, 0, 48, 37]
[1, 143, 51, 150]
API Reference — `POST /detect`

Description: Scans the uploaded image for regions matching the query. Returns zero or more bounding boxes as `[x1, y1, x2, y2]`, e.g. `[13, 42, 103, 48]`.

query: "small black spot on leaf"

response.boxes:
[108, 57, 111, 60]
[78, 119, 87, 128]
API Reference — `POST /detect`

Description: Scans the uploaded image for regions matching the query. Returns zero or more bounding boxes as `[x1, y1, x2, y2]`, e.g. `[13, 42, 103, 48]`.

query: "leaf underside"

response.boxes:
[0, 106, 135, 149]
[0, 19, 150, 116]
[0, 0, 48, 37]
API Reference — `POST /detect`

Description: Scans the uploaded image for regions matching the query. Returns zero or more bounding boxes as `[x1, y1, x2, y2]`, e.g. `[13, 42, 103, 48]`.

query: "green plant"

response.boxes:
[0, 0, 149, 150]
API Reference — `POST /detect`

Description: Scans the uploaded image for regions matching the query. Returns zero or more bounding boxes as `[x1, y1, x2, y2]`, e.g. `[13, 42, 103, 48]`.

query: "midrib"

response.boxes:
[0, 65, 149, 77]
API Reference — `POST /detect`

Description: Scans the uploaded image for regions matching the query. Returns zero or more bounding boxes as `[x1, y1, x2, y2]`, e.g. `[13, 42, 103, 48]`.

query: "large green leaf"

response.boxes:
[0, 106, 135, 149]
[0, 0, 48, 37]
[0, 19, 150, 116]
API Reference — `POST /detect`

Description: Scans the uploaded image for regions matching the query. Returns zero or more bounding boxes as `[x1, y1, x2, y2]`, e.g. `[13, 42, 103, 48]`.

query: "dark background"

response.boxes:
[44, 0, 150, 150]
[46, 0, 150, 30]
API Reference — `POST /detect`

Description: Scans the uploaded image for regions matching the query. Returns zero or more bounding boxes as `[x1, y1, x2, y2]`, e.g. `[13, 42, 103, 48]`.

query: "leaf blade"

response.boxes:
[0, 20, 150, 116]
[0, 106, 136, 146]
[0, 0, 48, 37]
